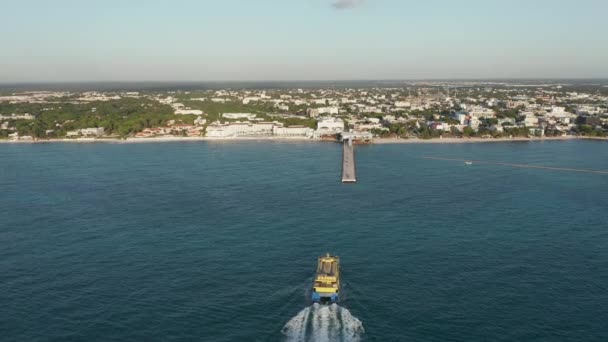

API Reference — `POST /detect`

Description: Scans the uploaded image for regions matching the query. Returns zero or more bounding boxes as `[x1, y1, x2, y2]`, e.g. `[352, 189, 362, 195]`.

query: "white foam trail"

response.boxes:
[340, 305, 364, 340]
[282, 306, 311, 341]
[329, 304, 340, 341]
[282, 304, 364, 342]
[314, 303, 330, 341]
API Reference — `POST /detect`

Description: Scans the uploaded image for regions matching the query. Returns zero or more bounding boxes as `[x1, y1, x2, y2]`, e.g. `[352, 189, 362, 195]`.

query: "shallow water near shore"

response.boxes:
[1, 140, 608, 341]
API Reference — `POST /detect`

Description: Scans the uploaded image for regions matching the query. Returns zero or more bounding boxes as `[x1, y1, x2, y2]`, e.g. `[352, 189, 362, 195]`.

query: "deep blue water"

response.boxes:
[1, 140, 608, 341]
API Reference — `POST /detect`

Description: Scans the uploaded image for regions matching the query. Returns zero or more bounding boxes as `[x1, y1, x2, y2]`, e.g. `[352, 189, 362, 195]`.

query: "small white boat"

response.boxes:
[465, 161, 473, 165]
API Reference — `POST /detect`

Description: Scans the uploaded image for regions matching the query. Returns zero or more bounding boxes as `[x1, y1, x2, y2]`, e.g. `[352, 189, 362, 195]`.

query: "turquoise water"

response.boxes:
[1, 140, 608, 341]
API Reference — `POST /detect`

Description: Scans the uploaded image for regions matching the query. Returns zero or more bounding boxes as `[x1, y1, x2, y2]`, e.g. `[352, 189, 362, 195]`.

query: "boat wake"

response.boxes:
[282, 303, 364, 342]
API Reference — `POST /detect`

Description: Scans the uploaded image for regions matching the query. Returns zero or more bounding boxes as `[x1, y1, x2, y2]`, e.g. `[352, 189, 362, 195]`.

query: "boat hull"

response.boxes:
[312, 254, 340, 304]
[312, 291, 339, 303]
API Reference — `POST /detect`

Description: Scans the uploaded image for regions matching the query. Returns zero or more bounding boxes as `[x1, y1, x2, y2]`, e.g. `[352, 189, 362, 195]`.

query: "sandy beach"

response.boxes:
[372, 136, 592, 144]
[0, 136, 323, 144]
[1, 135, 606, 144]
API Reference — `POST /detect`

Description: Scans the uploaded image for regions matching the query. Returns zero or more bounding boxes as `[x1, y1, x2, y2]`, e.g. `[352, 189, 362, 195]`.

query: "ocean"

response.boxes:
[1, 140, 607, 341]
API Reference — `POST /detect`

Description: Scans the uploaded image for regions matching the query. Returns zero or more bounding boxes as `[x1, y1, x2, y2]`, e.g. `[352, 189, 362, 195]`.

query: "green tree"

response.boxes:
[462, 126, 475, 137]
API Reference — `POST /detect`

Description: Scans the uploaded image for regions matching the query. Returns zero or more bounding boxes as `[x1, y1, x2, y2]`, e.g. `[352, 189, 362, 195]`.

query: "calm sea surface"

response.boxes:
[1, 140, 608, 341]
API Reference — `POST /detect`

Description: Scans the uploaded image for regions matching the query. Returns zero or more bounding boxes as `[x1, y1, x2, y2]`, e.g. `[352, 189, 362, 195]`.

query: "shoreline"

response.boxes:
[371, 136, 601, 144]
[0, 136, 327, 144]
[1, 135, 606, 144]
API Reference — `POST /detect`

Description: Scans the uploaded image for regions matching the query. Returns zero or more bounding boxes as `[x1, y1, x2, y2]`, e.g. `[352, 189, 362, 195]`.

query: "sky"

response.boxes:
[1, 0, 607, 82]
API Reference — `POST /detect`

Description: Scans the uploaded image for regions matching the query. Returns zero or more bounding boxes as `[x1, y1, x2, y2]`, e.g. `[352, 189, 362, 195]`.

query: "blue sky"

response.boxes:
[1, 0, 607, 82]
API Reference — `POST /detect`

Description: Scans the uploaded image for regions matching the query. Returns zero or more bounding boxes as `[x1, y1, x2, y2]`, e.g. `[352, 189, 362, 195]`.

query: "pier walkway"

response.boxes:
[342, 139, 357, 183]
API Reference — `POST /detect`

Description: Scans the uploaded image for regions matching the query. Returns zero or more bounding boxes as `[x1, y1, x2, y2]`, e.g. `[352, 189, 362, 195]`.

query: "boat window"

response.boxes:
[324, 262, 332, 274]
[317, 260, 336, 275]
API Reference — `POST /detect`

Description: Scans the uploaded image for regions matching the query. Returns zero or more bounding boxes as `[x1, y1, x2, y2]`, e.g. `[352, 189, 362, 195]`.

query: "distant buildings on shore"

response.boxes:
[222, 113, 257, 120]
[0, 114, 35, 120]
[206, 121, 314, 138]
[2, 83, 607, 141]
[66, 127, 105, 137]
[316, 118, 345, 136]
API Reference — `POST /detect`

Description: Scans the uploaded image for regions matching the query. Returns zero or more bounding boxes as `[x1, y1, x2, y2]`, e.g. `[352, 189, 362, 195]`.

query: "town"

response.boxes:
[1, 81, 607, 142]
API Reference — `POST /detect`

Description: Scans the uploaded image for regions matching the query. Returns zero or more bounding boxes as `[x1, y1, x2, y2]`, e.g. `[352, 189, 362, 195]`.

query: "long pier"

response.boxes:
[341, 139, 357, 183]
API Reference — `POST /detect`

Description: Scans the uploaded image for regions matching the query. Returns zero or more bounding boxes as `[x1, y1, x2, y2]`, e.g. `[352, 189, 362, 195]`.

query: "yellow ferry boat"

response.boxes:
[312, 253, 340, 303]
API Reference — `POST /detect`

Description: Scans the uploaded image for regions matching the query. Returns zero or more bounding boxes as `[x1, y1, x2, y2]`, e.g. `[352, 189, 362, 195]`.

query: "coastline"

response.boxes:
[1, 135, 606, 144]
[371, 136, 596, 144]
[0, 136, 324, 144]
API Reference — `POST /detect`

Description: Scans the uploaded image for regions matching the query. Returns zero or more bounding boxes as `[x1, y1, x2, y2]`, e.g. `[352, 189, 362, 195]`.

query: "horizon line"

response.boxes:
[2, 77, 608, 85]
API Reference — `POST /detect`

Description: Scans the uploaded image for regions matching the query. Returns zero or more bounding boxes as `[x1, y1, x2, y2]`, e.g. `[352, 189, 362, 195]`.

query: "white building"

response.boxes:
[468, 106, 496, 118]
[469, 117, 481, 130]
[524, 116, 539, 127]
[276, 104, 289, 111]
[175, 109, 204, 115]
[206, 121, 275, 137]
[222, 113, 257, 120]
[80, 127, 105, 137]
[355, 123, 385, 131]
[242, 97, 260, 104]
[430, 122, 450, 131]
[551, 106, 566, 115]
[66, 127, 105, 137]
[158, 97, 176, 104]
[272, 126, 314, 137]
[341, 131, 373, 141]
[317, 107, 340, 115]
[77, 93, 121, 102]
[358, 105, 380, 113]
[307, 108, 319, 118]
[506, 100, 528, 109]
[194, 116, 207, 126]
[383, 115, 397, 122]
[0, 113, 35, 120]
[490, 125, 504, 133]
[316, 117, 344, 135]
[576, 105, 601, 115]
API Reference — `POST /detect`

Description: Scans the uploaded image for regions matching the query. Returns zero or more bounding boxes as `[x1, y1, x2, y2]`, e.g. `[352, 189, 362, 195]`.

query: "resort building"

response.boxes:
[272, 126, 314, 137]
[80, 127, 105, 137]
[222, 113, 257, 120]
[468, 106, 496, 118]
[316, 117, 345, 136]
[67, 127, 105, 137]
[206, 121, 276, 137]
